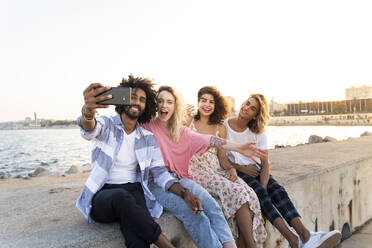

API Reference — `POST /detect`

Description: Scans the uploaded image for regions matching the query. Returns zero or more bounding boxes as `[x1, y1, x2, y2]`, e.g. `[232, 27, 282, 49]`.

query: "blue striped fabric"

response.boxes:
[76, 114, 178, 223]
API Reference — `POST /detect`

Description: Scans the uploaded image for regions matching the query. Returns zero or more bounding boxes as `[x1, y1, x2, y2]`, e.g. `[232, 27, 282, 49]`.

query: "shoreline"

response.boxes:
[0, 126, 79, 131]
[269, 123, 372, 126]
[1, 123, 372, 131]
[2, 130, 372, 179]
[269, 113, 372, 126]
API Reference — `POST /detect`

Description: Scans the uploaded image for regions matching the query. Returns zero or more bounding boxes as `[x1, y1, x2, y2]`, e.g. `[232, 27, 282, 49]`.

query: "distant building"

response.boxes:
[269, 85, 372, 116]
[286, 98, 372, 115]
[346, 85, 372, 100]
[269, 98, 287, 116]
[225, 96, 236, 116]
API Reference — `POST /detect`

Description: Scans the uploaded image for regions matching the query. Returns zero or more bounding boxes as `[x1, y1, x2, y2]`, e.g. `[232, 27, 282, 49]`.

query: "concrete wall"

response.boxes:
[264, 136, 372, 247]
[264, 157, 372, 247]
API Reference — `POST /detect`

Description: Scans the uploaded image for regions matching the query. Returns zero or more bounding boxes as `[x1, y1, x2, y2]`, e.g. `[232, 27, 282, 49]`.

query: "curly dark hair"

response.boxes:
[115, 75, 157, 124]
[194, 86, 229, 125]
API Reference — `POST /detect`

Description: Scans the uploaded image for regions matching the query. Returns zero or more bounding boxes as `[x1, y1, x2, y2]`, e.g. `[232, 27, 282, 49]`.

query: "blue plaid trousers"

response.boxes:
[238, 172, 300, 226]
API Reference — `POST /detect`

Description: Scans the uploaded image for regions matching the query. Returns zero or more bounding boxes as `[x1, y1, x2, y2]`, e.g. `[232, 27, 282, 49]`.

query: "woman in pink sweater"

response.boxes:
[141, 86, 266, 248]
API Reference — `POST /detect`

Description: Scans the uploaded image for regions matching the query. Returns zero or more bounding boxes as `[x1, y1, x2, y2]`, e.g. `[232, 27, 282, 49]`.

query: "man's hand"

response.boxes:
[183, 190, 203, 214]
[239, 164, 261, 178]
[83, 83, 112, 117]
[225, 167, 237, 182]
[168, 183, 203, 214]
[81, 83, 113, 131]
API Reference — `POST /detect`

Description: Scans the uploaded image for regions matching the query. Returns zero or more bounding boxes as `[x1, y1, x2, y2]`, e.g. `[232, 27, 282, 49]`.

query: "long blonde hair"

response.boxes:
[158, 86, 185, 143]
[247, 93, 270, 134]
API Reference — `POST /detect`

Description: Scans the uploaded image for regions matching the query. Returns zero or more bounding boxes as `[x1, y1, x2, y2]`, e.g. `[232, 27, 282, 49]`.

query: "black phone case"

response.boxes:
[96, 87, 132, 105]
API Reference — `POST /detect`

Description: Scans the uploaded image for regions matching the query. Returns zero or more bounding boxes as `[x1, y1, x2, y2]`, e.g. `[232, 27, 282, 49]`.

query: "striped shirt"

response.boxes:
[76, 114, 178, 223]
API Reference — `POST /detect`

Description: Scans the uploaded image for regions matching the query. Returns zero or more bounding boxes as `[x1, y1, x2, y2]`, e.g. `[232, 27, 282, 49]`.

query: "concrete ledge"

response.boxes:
[1, 136, 372, 247]
[0, 174, 196, 248]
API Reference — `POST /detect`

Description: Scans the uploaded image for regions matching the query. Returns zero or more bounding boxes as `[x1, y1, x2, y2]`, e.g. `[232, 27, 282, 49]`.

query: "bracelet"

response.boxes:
[83, 114, 94, 121]
[82, 106, 94, 121]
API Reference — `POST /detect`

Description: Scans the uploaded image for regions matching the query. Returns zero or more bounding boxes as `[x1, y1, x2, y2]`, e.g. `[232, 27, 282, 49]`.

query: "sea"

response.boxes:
[1, 126, 372, 178]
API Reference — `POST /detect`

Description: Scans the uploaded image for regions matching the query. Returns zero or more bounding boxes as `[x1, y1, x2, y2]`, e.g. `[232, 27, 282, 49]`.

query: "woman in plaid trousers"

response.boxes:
[224, 94, 341, 248]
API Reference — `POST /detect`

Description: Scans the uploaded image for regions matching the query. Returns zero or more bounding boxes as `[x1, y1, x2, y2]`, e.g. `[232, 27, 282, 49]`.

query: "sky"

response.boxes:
[1, 0, 372, 122]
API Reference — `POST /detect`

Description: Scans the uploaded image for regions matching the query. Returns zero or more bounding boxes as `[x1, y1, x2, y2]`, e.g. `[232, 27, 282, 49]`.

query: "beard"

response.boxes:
[123, 104, 143, 120]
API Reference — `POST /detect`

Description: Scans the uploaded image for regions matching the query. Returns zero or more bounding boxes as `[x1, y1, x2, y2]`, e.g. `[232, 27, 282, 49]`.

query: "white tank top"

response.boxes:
[224, 118, 268, 165]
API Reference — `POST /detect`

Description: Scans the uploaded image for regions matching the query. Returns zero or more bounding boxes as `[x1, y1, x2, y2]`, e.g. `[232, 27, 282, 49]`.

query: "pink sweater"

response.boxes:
[142, 119, 211, 179]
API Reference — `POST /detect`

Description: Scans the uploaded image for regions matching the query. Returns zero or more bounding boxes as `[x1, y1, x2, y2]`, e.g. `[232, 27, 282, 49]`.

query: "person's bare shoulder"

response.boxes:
[218, 123, 227, 139]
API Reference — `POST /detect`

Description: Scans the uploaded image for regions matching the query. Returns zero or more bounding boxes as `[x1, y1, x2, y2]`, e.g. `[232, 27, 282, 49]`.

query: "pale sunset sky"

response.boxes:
[1, 0, 371, 122]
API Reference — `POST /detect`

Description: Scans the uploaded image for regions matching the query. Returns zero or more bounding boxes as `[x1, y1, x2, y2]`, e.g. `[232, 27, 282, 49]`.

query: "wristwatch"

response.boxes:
[180, 188, 189, 199]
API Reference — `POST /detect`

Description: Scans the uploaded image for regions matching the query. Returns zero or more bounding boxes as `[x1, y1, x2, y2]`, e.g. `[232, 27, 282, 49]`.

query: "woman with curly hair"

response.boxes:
[185, 87, 267, 248]
[141, 86, 267, 248]
[225, 94, 341, 248]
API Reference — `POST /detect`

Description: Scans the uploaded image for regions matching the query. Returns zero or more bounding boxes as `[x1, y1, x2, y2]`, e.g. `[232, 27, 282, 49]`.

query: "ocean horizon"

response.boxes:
[1, 125, 372, 178]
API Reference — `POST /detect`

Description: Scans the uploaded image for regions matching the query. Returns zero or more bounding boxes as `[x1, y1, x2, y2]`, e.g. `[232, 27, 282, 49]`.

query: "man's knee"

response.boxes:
[111, 189, 136, 208]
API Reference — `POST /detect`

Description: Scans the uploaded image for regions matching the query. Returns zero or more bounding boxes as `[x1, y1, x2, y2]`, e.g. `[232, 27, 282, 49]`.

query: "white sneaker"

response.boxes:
[316, 231, 342, 248]
[298, 235, 303, 248]
[302, 230, 341, 248]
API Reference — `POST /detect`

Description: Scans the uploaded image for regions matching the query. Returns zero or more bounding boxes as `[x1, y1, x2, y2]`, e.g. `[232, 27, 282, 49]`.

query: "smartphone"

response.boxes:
[253, 162, 262, 169]
[96, 87, 132, 105]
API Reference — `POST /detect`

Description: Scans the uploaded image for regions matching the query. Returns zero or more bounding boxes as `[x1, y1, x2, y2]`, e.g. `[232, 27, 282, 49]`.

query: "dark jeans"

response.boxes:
[238, 172, 300, 226]
[90, 182, 161, 248]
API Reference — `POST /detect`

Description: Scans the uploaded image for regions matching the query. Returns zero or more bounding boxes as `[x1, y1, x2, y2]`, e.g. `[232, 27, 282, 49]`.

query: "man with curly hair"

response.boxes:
[76, 75, 203, 248]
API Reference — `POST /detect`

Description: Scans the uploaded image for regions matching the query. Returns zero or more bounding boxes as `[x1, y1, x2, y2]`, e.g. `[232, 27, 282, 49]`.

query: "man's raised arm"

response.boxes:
[81, 83, 112, 131]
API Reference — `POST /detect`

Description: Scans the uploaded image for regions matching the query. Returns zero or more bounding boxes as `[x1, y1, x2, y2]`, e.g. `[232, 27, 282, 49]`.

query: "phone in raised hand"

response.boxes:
[96, 87, 132, 105]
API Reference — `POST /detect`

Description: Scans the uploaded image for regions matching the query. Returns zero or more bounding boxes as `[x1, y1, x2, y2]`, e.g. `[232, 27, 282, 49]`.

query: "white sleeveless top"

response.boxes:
[224, 118, 268, 165]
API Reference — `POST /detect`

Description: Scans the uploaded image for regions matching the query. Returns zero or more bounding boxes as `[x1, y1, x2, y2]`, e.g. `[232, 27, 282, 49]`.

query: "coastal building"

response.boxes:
[34, 112, 37, 127]
[268, 85, 372, 117]
[346, 85, 372, 100]
[286, 98, 372, 115]
[269, 98, 287, 116]
[225, 96, 237, 117]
